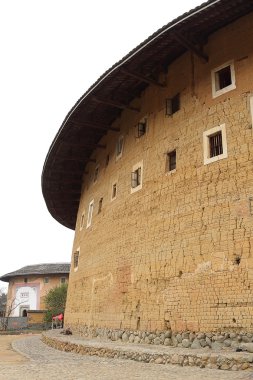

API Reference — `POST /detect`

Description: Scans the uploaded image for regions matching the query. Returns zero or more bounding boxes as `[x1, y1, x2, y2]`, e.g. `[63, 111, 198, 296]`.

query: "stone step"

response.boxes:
[42, 330, 253, 372]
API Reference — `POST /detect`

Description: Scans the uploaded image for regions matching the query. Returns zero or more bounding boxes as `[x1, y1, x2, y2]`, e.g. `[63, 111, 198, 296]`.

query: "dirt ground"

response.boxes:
[0, 335, 30, 364]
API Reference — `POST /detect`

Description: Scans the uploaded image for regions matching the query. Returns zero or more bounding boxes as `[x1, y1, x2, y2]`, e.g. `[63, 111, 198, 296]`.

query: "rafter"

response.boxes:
[121, 68, 166, 87]
[92, 96, 140, 112]
[70, 119, 119, 132]
[60, 139, 106, 150]
[171, 32, 208, 62]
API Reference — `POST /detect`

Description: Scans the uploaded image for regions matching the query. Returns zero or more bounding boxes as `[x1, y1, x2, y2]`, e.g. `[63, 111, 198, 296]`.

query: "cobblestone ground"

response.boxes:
[0, 335, 253, 380]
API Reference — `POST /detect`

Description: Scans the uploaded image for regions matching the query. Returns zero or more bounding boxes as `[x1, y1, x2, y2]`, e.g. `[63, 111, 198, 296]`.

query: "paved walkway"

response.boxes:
[0, 334, 253, 380]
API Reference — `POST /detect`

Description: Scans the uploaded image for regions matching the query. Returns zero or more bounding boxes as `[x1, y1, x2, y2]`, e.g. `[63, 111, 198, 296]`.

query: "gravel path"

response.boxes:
[0, 335, 252, 380]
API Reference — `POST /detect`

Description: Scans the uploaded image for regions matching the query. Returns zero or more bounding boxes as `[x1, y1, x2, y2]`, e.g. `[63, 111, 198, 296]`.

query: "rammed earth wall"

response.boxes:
[65, 12, 253, 334]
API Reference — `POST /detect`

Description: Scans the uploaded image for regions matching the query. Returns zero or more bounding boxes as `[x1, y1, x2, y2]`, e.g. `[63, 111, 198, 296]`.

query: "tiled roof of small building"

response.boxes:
[0, 263, 70, 282]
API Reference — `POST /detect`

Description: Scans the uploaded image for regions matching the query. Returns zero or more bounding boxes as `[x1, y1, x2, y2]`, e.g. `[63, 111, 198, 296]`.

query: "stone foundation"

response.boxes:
[72, 325, 253, 351]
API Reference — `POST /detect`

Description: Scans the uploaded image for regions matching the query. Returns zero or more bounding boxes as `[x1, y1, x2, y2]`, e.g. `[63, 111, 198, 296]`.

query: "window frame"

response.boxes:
[203, 124, 228, 165]
[166, 150, 177, 173]
[93, 165, 99, 183]
[73, 248, 80, 272]
[44, 277, 49, 284]
[86, 199, 94, 228]
[116, 136, 124, 160]
[111, 182, 117, 201]
[165, 93, 180, 116]
[211, 61, 236, 98]
[131, 160, 143, 194]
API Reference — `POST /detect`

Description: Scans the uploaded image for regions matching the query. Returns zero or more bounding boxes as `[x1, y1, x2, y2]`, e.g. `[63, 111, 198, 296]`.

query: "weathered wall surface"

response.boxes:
[65, 13, 253, 333]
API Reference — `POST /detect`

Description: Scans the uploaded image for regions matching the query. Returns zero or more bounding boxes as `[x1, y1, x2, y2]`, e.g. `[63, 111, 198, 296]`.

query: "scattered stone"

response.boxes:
[129, 334, 135, 343]
[182, 339, 191, 348]
[164, 338, 172, 346]
[223, 339, 231, 347]
[154, 337, 161, 345]
[239, 343, 253, 353]
[211, 342, 223, 351]
[164, 330, 172, 338]
[122, 332, 129, 342]
[242, 335, 251, 343]
[191, 339, 201, 349]
[154, 356, 164, 364]
[134, 336, 141, 344]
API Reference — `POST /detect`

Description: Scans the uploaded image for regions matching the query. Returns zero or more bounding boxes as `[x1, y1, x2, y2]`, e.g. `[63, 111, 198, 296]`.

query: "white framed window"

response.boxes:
[111, 183, 117, 200]
[116, 136, 124, 160]
[211, 61, 236, 98]
[80, 211, 85, 231]
[131, 160, 143, 194]
[203, 124, 228, 165]
[166, 150, 176, 173]
[86, 199, 94, 228]
[73, 249, 80, 272]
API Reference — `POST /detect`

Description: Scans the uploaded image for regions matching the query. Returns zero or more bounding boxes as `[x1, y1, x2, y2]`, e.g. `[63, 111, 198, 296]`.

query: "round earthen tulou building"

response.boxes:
[42, 0, 253, 339]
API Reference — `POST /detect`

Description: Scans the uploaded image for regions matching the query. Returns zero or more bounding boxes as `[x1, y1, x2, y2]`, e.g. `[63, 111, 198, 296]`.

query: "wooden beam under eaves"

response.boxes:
[92, 96, 140, 112]
[172, 32, 208, 63]
[70, 120, 119, 132]
[60, 140, 106, 150]
[121, 68, 166, 87]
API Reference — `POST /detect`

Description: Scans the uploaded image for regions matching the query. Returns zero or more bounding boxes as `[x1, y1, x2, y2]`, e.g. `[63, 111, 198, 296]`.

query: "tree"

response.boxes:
[44, 283, 68, 322]
[0, 292, 26, 331]
[0, 289, 7, 317]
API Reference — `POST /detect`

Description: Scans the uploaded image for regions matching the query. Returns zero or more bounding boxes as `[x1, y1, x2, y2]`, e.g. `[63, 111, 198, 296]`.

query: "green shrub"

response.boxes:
[44, 284, 68, 322]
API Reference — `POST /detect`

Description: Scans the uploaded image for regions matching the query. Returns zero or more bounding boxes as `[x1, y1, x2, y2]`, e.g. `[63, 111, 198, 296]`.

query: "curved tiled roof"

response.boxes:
[41, 0, 253, 230]
[0, 263, 70, 282]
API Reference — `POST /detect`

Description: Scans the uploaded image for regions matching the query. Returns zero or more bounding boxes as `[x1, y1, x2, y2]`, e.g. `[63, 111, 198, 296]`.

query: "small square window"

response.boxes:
[116, 136, 124, 159]
[131, 161, 143, 194]
[166, 150, 176, 172]
[211, 61, 236, 98]
[209, 132, 223, 158]
[24, 278, 28, 283]
[44, 277, 49, 284]
[111, 183, 117, 200]
[203, 124, 228, 165]
[60, 277, 66, 284]
[94, 166, 99, 183]
[131, 167, 141, 188]
[166, 94, 180, 116]
[73, 250, 79, 271]
[98, 197, 103, 214]
[87, 200, 94, 228]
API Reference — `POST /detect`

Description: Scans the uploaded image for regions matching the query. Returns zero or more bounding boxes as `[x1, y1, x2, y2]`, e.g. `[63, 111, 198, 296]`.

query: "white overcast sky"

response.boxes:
[0, 0, 204, 291]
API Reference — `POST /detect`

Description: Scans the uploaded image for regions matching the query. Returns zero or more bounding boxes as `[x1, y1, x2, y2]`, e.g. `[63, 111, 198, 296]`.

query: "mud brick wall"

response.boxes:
[65, 13, 253, 333]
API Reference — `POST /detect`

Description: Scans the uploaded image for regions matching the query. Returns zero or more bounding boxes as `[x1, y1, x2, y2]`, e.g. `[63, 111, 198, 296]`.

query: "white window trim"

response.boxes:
[116, 136, 124, 161]
[111, 182, 117, 201]
[73, 247, 80, 272]
[86, 199, 94, 228]
[211, 61, 236, 98]
[131, 160, 143, 194]
[203, 124, 228, 165]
